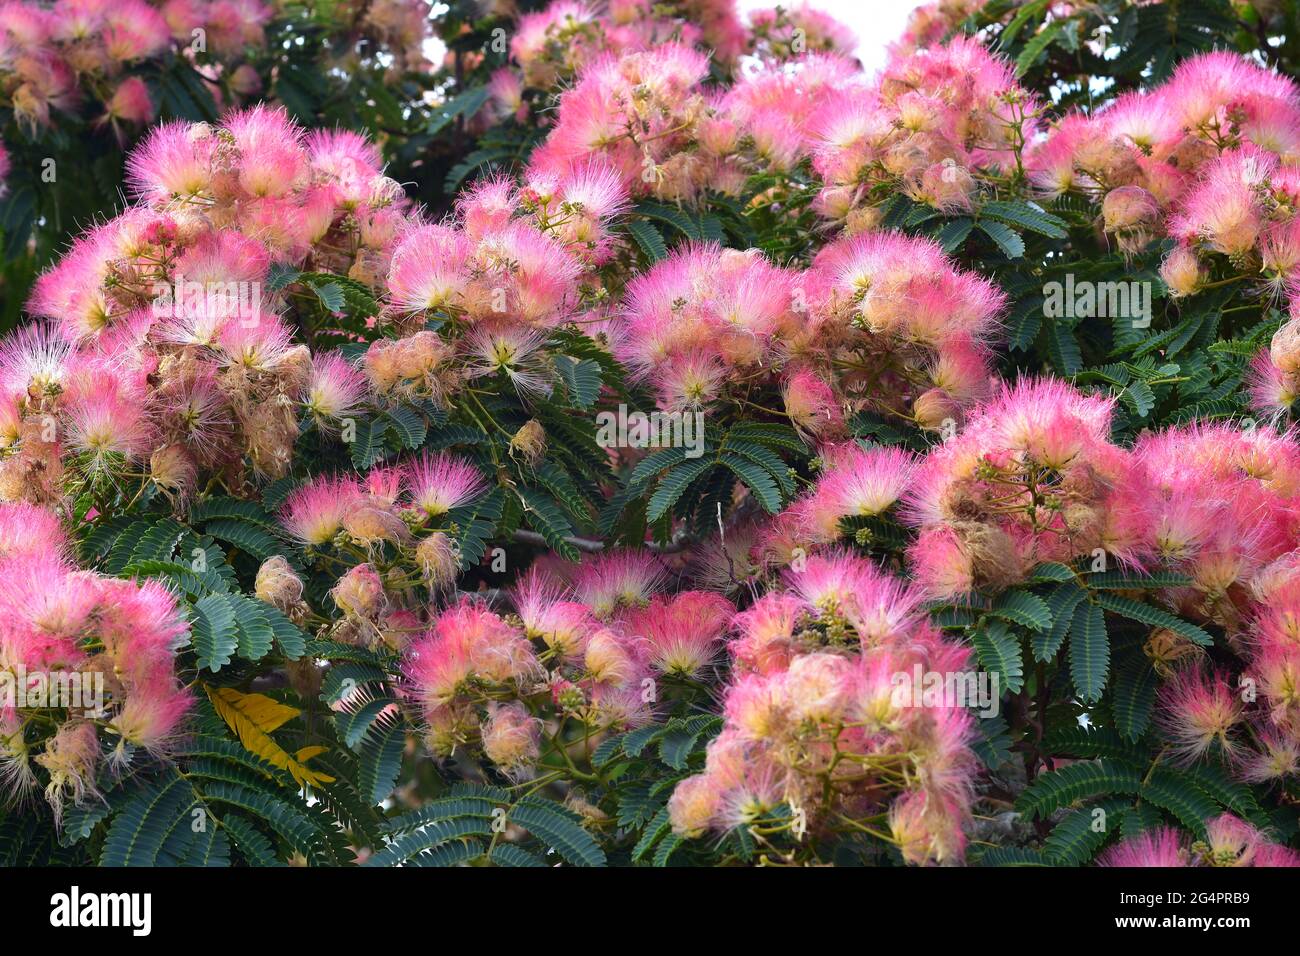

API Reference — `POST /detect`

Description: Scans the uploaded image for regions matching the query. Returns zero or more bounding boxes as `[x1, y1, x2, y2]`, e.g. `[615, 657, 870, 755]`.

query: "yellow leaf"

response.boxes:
[211, 686, 299, 732]
[206, 685, 336, 788]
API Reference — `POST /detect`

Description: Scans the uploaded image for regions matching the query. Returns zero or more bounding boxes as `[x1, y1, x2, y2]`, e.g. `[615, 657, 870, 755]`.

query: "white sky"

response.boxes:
[736, 0, 925, 73]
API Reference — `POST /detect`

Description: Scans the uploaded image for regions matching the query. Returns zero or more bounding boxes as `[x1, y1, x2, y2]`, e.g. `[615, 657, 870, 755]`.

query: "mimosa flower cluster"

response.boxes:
[760, 443, 914, 565]
[612, 229, 1003, 428]
[0, 0, 271, 135]
[385, 163, 627, 328]
[508, 0, 866, 205]
[807, 36, 1040, 230]
[373, 161, 630, 408]
[1101, 814, 1300, 867]
[1028, 51, 1300, 263]
[3, 0, 1299, 868]
[668, 550, 978, 865]
[2, 106, 409, 502]
[902, 379, 1149, 599]
[526, 43, 717, 204]
[1249, 291, 1300, 416]
[400, 552, 737, 778]
[279, 451, 489, 602]
[508, 0, 717, 93]
[0, 502, 192, 819]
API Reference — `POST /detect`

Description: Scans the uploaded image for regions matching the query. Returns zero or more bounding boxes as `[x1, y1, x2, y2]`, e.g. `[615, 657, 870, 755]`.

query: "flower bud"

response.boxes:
[255, 555, 305, 612]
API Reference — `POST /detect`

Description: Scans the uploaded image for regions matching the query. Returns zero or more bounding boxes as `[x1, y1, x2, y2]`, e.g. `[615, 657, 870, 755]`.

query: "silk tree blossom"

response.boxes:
[1156, 668, 1245, 764]
[572, 549, 668, 619]
[480, 703, 543, 780]
[1135, 421, 1300, 631]
[799, 230, 1004, 432]
[801, 35, 1040, 230]
[622, 591, 734, 677]
[462, 322, 554, 399]
[512, 568, 598, 660]
[711, 54, 866, 179]
[385, 192, 594, 329]
[1100, 816, 1300, 867]
[747, 3, 857, 61]
[1249, 295, 1300, 419]
[6, 110, 418, 496]
[0, 504, 191, 816]
[304, 353, 368, 428]
[280, 475, 365, 547]
[1098, 827, 1189, 867]
[520, 161, 633, 266]
[904, 379, 1152, 598]
[669, 551, 978, 864]
[0, 0, 236, 134]
[615, 244, 803, 412]
[779, 443, 916, 548]
[362, 330, 456, 406]
[527, 43, 715, 203]
[405, 451, 489, 519]
[1026, 49, 1300, 270]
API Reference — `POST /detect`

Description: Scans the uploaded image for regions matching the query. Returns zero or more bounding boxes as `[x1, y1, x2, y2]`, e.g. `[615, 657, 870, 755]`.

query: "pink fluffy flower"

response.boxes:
[481, 702, 542, 779]
[1156, 669, 1244, 764]
[903, 378, 1150, 597]
[303, 352, 368, 427]
[405, 451, 489, 518]
[789, 443, 915, 544]
[1099, 828, 1188, 867]
[104, 76, 154, 125]
[404, 599, 539, 712]
[572, 549, 668, 619]
[624, 591, 734, 677]
[281, 475, 364, 546]
[126, 120, 213, 202]
[0, 501, 67, 559]
[786, 550, 925, 645]
[385, 224, 472, 314]
[225, 104, 308, 198]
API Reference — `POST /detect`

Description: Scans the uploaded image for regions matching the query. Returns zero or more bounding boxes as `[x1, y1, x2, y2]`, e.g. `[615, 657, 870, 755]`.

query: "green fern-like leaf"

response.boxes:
[976, 847, 1049, 866]
[1016, 760, 1143, 821]
[1111, 650, 1158, 741]
[517, 487, 581, 561]
[220, 814, 285, 866]
[990, 589, 1052, 631]
[1094, 593, 1214, 646]
[632, 806, 672, 862]
[510, 797, 606, 867]
[1042, 799, 1130, 866]
[1042, 726, 1148, 763]
[202, 781, 335, 863]
[356, 711, 406, 805]
[489, 844, 548, 867]
[1035, 582, 1085, 661]
[202, 518, 291, 563]
[1069, 599, 1109, 703]
[627, 219, 668, 261]
[972, 619, 1024, 695]
[229, 594, 275, 662]
[447, 486, 505, 570]
[99, 774, 198, 867]
[718, 452, 782, 513]
[1140, 770, 1218, 838]
[363, 817, 491, 867]
[191, 592, 239, 673]
[646, 457, 716, 522]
